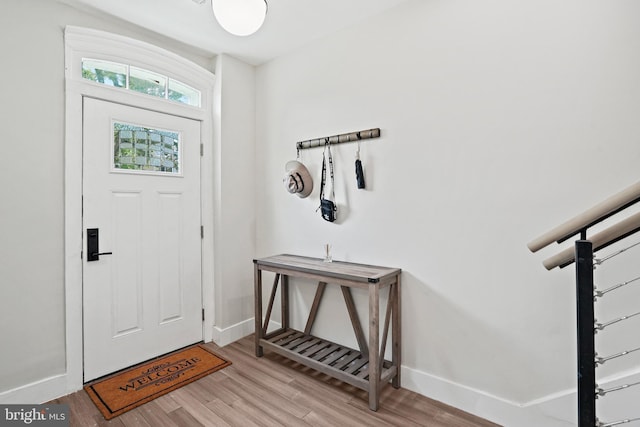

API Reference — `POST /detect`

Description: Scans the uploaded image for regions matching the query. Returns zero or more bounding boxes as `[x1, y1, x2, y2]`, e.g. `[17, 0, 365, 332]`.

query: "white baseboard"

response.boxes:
[0, 374, 70, 405]
[402, 365, 640, 426]
[401, 365, 577, 427]
[211, 318, 257, 347]
[210, 318, 283, 347]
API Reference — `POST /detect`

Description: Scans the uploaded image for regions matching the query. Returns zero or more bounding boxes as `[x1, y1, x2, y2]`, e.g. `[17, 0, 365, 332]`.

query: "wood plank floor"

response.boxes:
[51, 335, 501, 427]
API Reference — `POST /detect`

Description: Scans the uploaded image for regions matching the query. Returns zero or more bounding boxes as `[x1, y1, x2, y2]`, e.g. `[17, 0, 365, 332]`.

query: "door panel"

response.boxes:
[111, 191, 143, 337]
[82, 98, 202, 381]
[157, 192, 185, 324]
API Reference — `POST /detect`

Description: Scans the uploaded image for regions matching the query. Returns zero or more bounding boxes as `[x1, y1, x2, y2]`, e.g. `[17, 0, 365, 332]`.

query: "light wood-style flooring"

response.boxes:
[51, 335, 501, 426]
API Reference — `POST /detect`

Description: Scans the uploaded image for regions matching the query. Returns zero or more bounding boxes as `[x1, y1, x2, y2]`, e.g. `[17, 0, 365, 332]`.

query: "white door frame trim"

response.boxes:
[64, 26, 216, 394]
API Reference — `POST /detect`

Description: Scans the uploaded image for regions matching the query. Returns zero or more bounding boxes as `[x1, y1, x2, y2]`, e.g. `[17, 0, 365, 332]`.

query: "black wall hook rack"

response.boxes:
[296, 128, 380, 150]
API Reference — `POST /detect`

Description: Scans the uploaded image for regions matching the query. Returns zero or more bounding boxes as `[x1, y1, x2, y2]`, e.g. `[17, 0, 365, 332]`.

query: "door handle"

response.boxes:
[87, 228, 112, 262]
[91, 251, 113, 257]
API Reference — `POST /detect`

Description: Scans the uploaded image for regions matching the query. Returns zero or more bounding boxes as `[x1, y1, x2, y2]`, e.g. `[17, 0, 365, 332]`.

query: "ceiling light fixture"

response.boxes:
[212, 0, 268, 37]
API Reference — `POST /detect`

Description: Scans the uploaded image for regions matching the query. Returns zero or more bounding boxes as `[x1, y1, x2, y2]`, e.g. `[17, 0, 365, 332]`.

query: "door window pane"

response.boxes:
[113, 122, 180, 175]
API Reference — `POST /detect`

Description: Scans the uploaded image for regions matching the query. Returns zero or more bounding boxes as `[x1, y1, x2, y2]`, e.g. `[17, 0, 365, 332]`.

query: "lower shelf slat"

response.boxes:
[260, 328, 396, 392]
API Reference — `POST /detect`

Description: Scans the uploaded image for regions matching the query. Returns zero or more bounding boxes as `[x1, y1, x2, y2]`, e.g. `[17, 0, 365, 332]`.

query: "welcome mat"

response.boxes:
[84, 344, 231, 420]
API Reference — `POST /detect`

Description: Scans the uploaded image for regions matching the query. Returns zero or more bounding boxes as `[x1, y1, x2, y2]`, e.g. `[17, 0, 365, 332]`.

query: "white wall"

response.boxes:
[212, 54, 257, 336]
[0, 0, 66, 395]
[255, 0, 640, 425]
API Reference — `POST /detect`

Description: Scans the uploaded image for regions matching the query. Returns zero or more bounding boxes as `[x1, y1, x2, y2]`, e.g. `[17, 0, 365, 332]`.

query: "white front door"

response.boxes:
[82, 97, 203, 381]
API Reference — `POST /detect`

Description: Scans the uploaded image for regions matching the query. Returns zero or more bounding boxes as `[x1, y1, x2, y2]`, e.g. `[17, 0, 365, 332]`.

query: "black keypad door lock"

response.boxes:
[87, 228, 113, 262]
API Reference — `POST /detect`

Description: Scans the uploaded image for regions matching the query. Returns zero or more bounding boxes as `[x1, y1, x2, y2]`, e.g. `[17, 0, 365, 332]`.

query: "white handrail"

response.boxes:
[542, 211, 640, 270]
[528, 181, 640, 253]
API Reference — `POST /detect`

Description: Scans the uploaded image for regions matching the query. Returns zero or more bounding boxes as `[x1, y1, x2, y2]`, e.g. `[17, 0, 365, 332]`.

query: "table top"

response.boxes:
[254, 254, 401, 284]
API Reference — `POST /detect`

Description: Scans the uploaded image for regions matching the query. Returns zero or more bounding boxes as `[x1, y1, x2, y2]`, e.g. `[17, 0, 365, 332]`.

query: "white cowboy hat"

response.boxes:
[283, 160, 313, 198]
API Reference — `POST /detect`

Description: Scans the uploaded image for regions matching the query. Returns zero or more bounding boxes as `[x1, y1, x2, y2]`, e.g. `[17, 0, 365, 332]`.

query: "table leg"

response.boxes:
[368, 283, 380, 411]
[392, 276, 401, 388]
[254, 263, 263, 357]
[282, 275, 289, 330]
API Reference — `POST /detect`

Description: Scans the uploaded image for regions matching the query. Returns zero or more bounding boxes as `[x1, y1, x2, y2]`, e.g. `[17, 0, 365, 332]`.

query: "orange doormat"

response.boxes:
[84, 344, 231, 420]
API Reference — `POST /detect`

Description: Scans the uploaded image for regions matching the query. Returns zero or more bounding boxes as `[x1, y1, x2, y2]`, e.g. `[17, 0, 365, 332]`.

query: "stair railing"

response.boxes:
[528, 180, 640, 427]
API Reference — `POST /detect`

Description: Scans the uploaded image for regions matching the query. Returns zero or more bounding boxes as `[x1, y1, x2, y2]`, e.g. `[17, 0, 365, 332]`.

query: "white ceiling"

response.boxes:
[60, 0, 411, 65]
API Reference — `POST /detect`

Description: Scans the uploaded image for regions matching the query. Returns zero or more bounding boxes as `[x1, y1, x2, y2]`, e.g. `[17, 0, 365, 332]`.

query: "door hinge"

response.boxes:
[202, 308, 205, 321]
[200, 143, 204, 157]
[200, 225, 204, 239]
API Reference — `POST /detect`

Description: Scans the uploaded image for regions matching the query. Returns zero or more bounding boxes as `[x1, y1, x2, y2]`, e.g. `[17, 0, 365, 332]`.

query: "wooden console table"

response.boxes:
[253, 254, 401, 411]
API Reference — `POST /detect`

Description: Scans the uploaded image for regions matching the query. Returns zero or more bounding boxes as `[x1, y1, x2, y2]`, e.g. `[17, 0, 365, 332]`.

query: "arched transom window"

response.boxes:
[82, 58, 201, 107]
